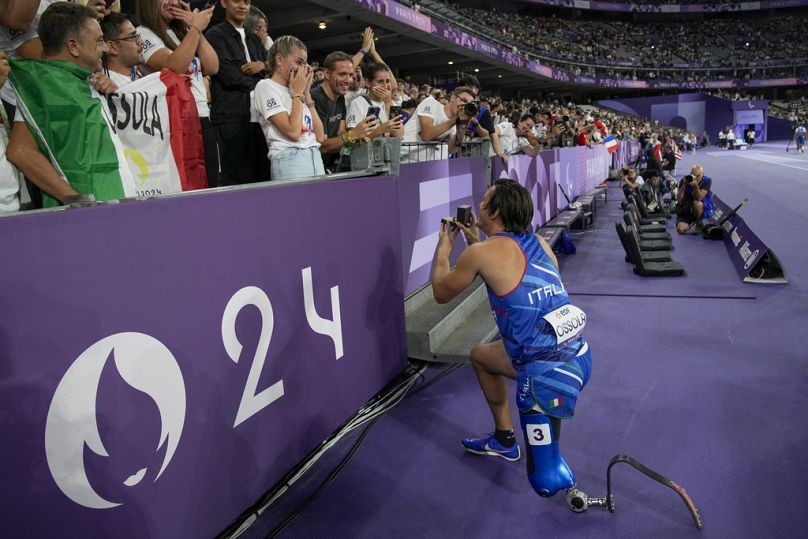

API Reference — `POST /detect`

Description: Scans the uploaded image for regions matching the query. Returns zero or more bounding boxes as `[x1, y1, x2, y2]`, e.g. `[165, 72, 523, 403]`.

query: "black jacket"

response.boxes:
[205, 21, 267, 124]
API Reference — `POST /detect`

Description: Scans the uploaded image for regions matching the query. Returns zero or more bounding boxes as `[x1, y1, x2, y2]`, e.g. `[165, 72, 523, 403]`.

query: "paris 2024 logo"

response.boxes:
[44, 333, 186, 509]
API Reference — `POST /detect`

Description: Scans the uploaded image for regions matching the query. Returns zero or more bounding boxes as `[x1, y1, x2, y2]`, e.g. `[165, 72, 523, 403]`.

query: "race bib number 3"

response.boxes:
[543, 304, 586, 348]
[526, 423, 552, 446]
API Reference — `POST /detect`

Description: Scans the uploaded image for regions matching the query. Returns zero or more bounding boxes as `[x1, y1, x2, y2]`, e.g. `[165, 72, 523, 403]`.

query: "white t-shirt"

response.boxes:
[345, 96, 388, 129]
[253, 78, 319, 160]
[138, 25, 209, 118]
[0, 125, 20, 213]
[401, 96, 455, 162]
[108, 70, 137, 88]
[0, 0, 55, 104]
[727, 130, 736, 141]
[492, 122, 530, 157]
[234, 27, 251, 62]
[345, 89, 365, 107]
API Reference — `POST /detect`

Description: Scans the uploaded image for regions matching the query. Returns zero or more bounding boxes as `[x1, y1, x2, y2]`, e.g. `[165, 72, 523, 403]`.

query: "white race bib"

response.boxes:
[542, 304, 586, 348]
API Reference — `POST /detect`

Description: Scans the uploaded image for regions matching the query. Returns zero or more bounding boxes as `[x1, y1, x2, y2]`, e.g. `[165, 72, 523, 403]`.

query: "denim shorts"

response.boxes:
[271, 146, 325, 181]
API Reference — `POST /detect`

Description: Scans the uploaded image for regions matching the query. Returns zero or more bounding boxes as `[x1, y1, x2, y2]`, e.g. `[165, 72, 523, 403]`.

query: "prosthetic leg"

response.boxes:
[519, 407, 575, 497]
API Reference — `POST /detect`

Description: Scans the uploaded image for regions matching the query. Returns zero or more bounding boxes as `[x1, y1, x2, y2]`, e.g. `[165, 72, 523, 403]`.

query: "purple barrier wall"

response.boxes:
[492, 144, 614, 228]
[613, 140, 642, 169]
[398, 158, 489, 297]
[0, 176, 407, 537]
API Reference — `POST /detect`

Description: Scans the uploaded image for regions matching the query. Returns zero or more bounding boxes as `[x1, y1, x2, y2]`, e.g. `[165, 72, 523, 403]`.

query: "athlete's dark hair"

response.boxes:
[487, 179, 533, 234]
[39, 2, 98, 57]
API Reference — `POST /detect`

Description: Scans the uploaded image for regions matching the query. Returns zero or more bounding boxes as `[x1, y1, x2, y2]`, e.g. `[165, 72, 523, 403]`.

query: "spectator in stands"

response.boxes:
[675, 164, 712, 234]
[345, 62, 404, 142]
[311, 50, 378, 172]
[100, 12, 144, 87]
[1, 0, 53, 208]
[254, 35, 325, 181]
[7, 1, 117, 204]
[1, 0, 47, 63]
[430, 178, 592, 499]
[206, 0, 270, 186]
[137, 0, 219, 185]
[460, 75, 492, 140]
[0, 0, 42, 30]
[576, 125, 591, 147]
[244, 5, 271, 54]
[0, 49, 19, 213]
[490, 113, 539, 164]
[401, 85, 476, 162]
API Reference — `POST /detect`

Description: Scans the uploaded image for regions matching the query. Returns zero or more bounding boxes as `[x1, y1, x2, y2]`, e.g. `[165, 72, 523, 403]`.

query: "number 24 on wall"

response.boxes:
[221, 267, 343, 427]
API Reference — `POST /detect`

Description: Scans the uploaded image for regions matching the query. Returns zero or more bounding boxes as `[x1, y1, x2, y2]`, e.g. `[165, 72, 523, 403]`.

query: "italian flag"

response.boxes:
[549, 396, 563, 408]
[9, 60, 207, 208]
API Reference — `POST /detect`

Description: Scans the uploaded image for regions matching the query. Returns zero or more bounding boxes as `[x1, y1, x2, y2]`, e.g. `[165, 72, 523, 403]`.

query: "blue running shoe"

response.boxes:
[461, 432, 521, 461]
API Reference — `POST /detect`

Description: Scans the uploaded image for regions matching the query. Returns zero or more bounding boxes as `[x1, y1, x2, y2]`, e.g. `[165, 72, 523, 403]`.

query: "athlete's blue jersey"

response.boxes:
[486, 232, 586, 367]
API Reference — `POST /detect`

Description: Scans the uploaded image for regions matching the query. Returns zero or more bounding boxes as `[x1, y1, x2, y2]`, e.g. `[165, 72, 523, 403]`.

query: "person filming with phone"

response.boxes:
[253, 35, 325, 181]
[345, 62, 403, 140]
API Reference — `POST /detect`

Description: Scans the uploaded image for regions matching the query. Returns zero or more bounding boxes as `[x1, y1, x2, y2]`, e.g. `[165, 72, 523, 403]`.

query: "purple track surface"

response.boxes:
[242, 142, 808, 538]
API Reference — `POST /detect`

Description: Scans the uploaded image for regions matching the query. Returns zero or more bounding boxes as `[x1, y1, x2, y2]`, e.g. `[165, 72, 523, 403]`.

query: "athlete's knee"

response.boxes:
[519, 409, 575, 497]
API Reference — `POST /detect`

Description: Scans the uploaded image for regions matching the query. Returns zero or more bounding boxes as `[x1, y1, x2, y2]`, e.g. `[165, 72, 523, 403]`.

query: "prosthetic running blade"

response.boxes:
[564, 454, 702, 530]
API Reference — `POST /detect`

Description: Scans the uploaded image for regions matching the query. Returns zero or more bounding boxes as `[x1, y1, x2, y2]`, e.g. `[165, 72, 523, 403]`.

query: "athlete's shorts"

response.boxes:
[515, 343, 592, 419]
[797, 136, 805, 145]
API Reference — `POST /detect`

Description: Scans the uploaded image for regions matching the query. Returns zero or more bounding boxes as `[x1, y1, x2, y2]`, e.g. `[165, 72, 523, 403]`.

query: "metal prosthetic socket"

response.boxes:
[520, 410, 575, 497]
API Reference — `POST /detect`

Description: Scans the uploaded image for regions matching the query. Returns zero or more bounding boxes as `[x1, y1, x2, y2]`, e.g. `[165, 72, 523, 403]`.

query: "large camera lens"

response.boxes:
[464, 101, 479, 117]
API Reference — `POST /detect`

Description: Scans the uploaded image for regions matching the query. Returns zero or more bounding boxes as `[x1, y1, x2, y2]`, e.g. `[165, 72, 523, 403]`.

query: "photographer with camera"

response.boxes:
[400, 85, 476, 162]
[490, 113, 540, 164]
[459, 75, 492, 140]
[675, 164, 713, 234]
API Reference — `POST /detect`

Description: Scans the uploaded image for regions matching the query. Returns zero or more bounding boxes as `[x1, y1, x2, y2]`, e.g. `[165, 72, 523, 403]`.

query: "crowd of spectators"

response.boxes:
[0, 0, 781, 216]
[411, 0, 808, 83]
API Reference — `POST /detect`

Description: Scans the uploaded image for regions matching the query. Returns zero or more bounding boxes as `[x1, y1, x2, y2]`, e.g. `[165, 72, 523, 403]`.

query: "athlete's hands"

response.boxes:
[455, 212, 480, 245]
[438, 219, 460, 255]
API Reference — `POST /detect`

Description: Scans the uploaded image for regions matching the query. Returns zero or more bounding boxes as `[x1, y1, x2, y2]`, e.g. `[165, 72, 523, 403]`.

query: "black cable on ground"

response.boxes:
[217, 360, 465, 538]
[268, 415, 383, 538]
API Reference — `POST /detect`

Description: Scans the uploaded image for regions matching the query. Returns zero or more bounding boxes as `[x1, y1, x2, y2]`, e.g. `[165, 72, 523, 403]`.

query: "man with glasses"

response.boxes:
[401, 85, 475, 162]
[100, 12, 143, 87]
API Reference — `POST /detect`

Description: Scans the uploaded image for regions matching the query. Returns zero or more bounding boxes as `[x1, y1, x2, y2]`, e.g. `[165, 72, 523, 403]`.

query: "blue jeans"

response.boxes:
[270, 146, 325, 181]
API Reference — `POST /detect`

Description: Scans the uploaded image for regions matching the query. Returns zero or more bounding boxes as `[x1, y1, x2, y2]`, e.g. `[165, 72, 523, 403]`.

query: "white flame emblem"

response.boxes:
[44, 332, 186, 509]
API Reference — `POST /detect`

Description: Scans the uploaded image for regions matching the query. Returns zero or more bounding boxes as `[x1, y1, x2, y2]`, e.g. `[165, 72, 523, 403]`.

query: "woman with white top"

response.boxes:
[345, 63, 403, 140]
[490, 113, 540, 164]
[253, 35, 325, 181]
[136, 0, 219, 185]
